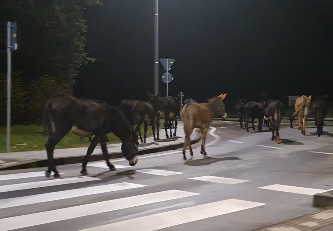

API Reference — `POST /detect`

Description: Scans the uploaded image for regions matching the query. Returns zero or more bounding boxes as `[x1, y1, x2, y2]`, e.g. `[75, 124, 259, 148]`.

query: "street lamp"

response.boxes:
[154, 0, 159, 95]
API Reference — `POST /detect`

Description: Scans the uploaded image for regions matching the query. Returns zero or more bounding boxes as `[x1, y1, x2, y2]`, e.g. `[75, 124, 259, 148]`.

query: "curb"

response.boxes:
[313, 190, 333, 208]
[253, 208, 333, 231]
[0, 131, 201, 171]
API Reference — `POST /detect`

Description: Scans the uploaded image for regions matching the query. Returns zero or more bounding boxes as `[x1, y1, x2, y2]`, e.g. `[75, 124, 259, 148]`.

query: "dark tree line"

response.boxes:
[0, 0, 101, 125]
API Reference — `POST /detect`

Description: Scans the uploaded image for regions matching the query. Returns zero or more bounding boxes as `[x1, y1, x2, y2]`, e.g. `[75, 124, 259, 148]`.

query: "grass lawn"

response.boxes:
[0, 123, 162, 153]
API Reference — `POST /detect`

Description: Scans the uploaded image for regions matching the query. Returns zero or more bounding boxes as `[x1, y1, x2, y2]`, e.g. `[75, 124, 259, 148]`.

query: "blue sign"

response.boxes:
[10, 22, 18, 51]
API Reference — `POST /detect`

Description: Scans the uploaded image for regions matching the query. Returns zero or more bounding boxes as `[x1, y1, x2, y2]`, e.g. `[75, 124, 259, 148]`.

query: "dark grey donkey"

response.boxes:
[264, 100, 283, 143]
[43, 94, 139, 178]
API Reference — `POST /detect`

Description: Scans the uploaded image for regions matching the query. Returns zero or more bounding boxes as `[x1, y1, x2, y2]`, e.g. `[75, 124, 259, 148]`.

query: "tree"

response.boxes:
[0, 0, 101, 94]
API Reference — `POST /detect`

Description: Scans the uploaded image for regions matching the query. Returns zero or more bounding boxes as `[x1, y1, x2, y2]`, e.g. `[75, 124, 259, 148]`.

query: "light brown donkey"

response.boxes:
[289, 95, 311, 135]
[180, 93, 227, 160]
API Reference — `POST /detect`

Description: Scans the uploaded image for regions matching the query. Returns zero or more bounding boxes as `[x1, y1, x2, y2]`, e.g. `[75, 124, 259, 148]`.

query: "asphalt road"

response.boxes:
[0, 121, 332, 231]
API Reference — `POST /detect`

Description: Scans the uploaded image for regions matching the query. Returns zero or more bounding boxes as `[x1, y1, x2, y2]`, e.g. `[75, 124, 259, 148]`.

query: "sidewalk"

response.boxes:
[0, 121, 201, 171]
[313, 224, 333, 231]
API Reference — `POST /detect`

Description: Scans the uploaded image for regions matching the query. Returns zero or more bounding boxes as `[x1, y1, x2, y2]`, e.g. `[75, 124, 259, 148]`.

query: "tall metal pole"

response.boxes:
[154, 0, 159, 95]
[6, 22, 12, 152]
[166, 59, 169, 97]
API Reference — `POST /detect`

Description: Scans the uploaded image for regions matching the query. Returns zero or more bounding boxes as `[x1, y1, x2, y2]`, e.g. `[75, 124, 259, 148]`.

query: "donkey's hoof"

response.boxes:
[200, 150, 207, 155]
[53, 172, 61, 178]
[183, 156, 187, 161]
[109, 165, 116, 171]
[80, 170, 88, 176]
[45, 171, 51, 178]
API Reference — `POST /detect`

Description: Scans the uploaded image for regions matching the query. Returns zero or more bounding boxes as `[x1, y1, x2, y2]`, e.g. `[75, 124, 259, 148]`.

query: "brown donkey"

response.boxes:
[119, 99, 156, 143]
[180, 93, 227, 160]
[289, 95, 312, 135]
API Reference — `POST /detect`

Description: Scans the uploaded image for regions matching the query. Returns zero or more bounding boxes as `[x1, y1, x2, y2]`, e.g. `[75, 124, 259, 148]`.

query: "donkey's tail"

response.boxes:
[43, 99, 54, 137]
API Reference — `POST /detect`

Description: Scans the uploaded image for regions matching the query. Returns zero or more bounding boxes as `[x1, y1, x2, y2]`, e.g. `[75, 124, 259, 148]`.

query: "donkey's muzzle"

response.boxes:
[129, 155, 138, 166]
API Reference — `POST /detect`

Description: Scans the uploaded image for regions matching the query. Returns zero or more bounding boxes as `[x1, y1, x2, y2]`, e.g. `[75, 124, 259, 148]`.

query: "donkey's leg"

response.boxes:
[271, 124, 275, 140]
[246, 116, 249, 132]
[302, 116, 307, 135]
[169, 117, 173, 138]
[258, 117, 263, 132]
[276, 123, 281, 143]
[298, 115, 302, 130]
[138, 127, 144, 143]
[239, 115, 243, 128]
[143, 121, 148, 143]
[163, 111, 170, 139]
[173, 118, 178, 137]
[100, 136, 116, 171]
[289, 112, 296, 129]
[200, 127, 209, 155]
[155, 114, 160, 140]
[148, 116, 156, 141]
[182, 120, 194, 160]
[81, 134, 103, 175]
[251, 117, 255, 130]
[45, 131, 68, 178]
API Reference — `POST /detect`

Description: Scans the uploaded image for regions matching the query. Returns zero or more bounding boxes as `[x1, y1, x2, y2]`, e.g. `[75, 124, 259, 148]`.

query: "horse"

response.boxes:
[235, 99, 246, 128]
[146, 92, 181, 139]
[180, 93, 227, 160]
[264, 100, 283, 143]
[244, 101, 266, 132]
[311, 98, 328, 137]
[289, 95, 312, 135]
[119, 99, 156, 143]
[43, 94, 139, 178]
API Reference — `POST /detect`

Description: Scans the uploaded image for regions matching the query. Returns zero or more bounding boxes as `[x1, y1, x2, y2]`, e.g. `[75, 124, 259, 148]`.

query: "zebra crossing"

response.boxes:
[0, 166, 330, 231]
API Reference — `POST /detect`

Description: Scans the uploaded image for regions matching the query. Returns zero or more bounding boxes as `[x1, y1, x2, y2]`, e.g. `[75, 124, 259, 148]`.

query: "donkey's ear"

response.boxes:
[218, 93, 227, 101]
[308, 95, 312, 99]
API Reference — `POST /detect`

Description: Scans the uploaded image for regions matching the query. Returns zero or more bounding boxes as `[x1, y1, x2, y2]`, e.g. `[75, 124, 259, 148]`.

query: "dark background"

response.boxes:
[42, 0, 333, 105]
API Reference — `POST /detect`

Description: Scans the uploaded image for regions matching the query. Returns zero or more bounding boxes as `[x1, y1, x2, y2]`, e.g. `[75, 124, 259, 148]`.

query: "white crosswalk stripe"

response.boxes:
[0, 169, 328, 231]
[0, 176, 98, 193]
[78, 199, 265, 231]
[0, 171, 63, 182]
[0, 182, 146, 209]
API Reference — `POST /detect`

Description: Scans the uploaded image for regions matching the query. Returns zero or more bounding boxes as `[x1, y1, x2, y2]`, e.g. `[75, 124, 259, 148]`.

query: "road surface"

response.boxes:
[0, 121, 332, 231]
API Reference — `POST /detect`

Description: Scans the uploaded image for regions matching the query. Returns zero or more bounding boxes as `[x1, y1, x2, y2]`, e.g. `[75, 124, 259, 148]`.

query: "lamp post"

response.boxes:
[154, 0, 159, 95]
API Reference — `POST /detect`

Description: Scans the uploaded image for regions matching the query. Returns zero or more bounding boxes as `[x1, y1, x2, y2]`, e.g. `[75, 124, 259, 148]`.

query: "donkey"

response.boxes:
[264, 100, 283, 143]
[180, 93, 227, 160]
[119, 99, 156, 143]
[146, 92, 181, 139]
[311, 98, 328, 137]
[244, 101, 266, 132]
[43, 94, 139, 178]
[235, 99, 246, 128]
[289, 95, 312, 135]
[183, 98, 197, 107]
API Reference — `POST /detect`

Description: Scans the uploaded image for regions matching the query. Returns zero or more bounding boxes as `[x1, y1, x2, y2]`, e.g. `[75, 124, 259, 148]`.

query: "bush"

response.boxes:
[0, 72, 27, 125]
[26, 75, 67, 123]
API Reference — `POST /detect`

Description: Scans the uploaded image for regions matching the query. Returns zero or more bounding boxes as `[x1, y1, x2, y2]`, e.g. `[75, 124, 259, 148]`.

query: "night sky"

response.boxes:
[74, 0, 333, 106]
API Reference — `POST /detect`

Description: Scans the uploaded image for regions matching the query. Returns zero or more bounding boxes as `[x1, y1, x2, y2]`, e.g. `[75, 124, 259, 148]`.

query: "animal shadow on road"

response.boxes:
[308, 131, 333, 137]
[184, 156, 240, 167]
[253, 129, 271, 133]
[279, 139, 303, 145]
[92, 169, 137, 181]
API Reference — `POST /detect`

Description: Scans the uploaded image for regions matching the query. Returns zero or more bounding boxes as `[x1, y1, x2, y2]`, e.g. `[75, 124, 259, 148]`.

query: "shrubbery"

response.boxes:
[0, 72, 66, 125]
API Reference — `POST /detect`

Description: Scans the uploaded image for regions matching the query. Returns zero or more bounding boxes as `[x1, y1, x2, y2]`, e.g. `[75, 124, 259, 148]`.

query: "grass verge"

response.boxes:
[0, 123, 161, 153]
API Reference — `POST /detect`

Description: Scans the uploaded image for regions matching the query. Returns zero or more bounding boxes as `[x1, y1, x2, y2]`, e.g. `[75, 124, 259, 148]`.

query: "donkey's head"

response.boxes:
[146, 92, 162, 112]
